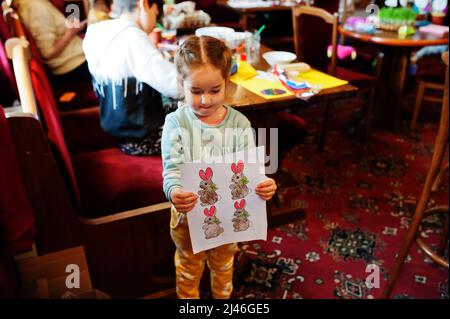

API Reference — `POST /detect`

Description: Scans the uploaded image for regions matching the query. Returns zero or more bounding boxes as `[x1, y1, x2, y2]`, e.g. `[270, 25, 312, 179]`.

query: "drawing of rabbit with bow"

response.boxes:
[198, 167, 220, 206]
[202, 206, 224, 239]
[232, 199, 251, 232]
[229, 161, 250, 200]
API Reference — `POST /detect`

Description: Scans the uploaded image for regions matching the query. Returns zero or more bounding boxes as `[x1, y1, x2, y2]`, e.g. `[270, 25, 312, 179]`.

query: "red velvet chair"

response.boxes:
[321, 0, 384, 119]
[51, 0, 66, 13]
[1, 4, 17, 107]
[0, 6, 12, 41]
[51, 0, 89, 21]
[0, 106, 36, 256]
[6, 34, 175, 298]
[0, 40, 19, 107]
[29, 58, 168, 218]
[4, 3, 98, 112]
[410, 54, 447, 131]
[292, 5, 380, 142]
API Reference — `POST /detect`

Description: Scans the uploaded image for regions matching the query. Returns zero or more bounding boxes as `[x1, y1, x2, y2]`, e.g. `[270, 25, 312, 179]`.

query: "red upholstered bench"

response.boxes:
[0, 106, 36, 256]
[29, 58, 167, 218]
[23, 27, 98, 112]
[5, 6, 98, 111]
[0, 41, 19, 107]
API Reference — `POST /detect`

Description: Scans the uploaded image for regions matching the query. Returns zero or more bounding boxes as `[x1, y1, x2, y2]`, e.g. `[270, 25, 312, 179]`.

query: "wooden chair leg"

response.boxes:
[318, 103, 332, 153]
[437, 213, 449, 257]
[365, 86, 376, 137]
[383, 105, 449, 298]
[432, 160, 449, 192]
[411, 81, 426, 131]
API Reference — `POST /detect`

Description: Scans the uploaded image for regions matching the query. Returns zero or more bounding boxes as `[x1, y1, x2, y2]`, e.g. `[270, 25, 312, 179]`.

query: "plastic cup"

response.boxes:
[245, 32, 260, 65]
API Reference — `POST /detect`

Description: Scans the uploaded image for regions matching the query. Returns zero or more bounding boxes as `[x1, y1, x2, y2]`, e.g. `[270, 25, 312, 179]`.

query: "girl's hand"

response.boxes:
[255, 178, 277, 201]
[170, 188, 198, 213]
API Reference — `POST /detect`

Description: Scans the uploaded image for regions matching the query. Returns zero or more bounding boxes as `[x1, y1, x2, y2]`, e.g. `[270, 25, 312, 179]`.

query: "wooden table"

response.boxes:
[224, 44, 357, 226]
[169, 42, 357, 226]
[226, 44, 358, 113]
[339, 25, 448, 131]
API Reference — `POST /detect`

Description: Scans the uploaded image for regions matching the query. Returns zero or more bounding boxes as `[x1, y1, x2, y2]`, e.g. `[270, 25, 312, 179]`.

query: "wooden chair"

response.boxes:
[4, 3, 98, 111]
[0, 38, 18, 106]
[410, 54, 446, 131]
[292, 5, 379, 151]
[383, 52, 449, 298]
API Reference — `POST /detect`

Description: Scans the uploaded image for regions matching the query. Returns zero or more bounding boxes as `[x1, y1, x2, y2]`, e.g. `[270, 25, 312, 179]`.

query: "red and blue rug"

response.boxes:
[231, 99, 449, 299]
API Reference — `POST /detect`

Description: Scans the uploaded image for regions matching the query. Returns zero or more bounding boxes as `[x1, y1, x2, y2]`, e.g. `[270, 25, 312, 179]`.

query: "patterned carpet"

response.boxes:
[230, 96, 449, 299]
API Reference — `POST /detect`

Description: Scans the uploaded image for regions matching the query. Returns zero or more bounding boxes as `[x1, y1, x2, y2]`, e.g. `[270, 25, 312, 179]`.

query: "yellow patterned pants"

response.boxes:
[170, 207, 238, 299]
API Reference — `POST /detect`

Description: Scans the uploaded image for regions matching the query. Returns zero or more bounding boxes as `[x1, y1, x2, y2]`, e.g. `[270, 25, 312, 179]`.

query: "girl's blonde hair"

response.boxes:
[175, 36, 232, 81]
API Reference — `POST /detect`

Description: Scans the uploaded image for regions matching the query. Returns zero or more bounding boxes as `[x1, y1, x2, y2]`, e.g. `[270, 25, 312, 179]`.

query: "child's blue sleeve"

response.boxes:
[237, 117, 256, 152]
[161, 115, 184, 201]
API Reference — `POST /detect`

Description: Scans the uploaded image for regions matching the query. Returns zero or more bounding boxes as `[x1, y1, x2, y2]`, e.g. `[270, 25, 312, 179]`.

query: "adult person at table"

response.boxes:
[83, 0, 180, 155]
[13, 0, 92, 86]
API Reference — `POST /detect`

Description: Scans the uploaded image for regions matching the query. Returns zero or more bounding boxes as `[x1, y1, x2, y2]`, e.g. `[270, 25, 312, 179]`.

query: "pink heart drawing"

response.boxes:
[204, 206, 216, 217]
[231, 160, 244, 174]
[234, 199, 246, 209]
[199, 167, 213, 180]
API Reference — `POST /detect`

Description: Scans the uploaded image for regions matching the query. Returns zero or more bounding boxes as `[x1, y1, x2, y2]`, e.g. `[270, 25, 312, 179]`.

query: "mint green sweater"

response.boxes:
[161, 105, 255, 201]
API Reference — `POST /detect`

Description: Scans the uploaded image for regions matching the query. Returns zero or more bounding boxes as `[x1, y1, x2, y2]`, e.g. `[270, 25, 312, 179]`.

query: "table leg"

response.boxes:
[249, 112, 306, 228]
[373, 47, 410, 131]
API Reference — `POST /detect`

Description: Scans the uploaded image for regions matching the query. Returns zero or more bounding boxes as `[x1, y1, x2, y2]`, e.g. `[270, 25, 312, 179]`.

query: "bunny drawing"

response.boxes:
[232, 199, 251, 232]
[202, 206, 224, 239]
[198, 167, 220, 206]
[229, 161, 250, 200]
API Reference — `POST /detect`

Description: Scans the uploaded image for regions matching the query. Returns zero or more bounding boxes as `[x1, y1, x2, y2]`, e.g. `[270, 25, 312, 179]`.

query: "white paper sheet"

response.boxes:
[180, 147, 268, 254]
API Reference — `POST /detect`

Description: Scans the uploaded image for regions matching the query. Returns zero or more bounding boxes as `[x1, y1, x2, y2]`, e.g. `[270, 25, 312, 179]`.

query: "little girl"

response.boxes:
[161, 35, 277, 299]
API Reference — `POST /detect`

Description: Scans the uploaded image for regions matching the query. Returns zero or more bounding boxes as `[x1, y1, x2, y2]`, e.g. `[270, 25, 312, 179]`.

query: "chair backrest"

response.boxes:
[51, 0, 66, 13]
[3, 6, 25, 38]
[28, 58, 81, 207]
[0, 7, 13, 41]
[3, 5, 45, 66]
[313, 0, 340, 13]
[443, 51, 449, 125]
[0, 106, 36, 256]
[292, 6, 338, 75]
[0, 40, 19, 106]
[58, 0, 89, 21]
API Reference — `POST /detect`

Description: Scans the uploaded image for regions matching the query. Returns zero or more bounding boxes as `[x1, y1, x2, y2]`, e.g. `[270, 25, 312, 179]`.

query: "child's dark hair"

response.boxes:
[175, 36, 232, 81]
[112, 0, 162, 16]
